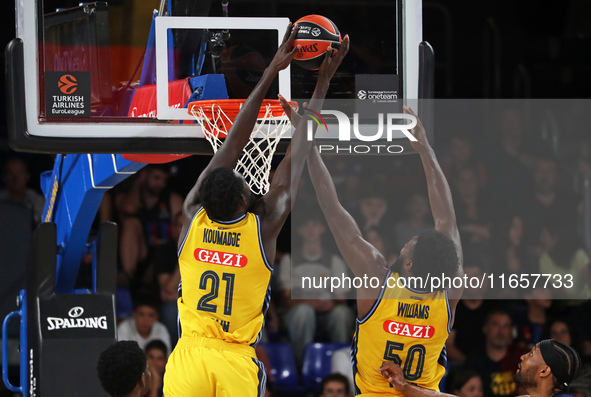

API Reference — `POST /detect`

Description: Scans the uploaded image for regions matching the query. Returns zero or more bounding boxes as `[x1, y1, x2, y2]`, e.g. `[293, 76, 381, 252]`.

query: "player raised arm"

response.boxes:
[404, 106, 464, 301]
[306, 146, 388, 311]
[182, 22, 300, 220]
[255, 35, 350, 260]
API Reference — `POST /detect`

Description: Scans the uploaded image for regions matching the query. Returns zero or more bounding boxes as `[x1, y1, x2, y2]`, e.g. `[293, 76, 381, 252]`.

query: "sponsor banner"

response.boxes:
[40, 294, 115, 339]
[383, 320, 435, 339]
[45, 71, 91, 117]
[194, 248, 248, 268]
[355, 74, 400, 120]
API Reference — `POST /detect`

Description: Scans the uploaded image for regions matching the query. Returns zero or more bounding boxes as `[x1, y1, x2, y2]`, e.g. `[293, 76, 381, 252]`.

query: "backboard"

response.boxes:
[7, 0, 427, 154]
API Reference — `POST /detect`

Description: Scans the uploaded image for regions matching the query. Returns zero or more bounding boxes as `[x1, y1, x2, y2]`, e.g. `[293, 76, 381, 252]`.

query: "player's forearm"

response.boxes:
[220, 68, 278, 159]
[398, 383, 455, 397]
[307, 146, 340, 215]
[288, 81, 330, 190]
[272, 79, 329, 195]
[417, 146, 459, 238]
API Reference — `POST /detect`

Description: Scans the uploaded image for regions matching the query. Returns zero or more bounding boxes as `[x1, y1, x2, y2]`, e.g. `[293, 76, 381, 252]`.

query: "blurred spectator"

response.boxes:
[356, 187, 389, 235]
[512, 288, 553, 349]
[547, 319, 573, 347]
[492, 214, 536, 277]
[465, 309, 528, 397]
[278, 210, 354, 365]
[0, 156, 45, 224]
[145, 340, 167, 397]
[115, 165, 183, 290]
[331, 346, 355, 394]
[153, 212, 183, 348]
[441, 134, 487, 185]
[453, 167, 494, 271]
[446, 266, 499, 364]
[392, 191, 433, 253]
[117, 294, 171, 355]
[484, 109, 533, 208]
[448, 370, 484, 397]
[365, 226, 396, 267]
[319, 373, 351, 397]
[539, 221, 591, 302]
[521, 155, 579, 258]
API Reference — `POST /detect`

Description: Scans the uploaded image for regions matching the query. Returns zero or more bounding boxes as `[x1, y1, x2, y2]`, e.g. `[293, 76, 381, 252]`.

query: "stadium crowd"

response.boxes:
[2, 107, 591, 397]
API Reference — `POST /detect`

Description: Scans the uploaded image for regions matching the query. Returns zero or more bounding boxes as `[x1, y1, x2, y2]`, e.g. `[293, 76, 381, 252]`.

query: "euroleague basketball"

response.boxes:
[293, 15, 341, 70]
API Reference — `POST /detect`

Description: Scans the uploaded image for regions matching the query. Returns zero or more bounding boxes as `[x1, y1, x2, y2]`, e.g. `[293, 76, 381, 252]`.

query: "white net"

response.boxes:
[190, 101, 292, 195]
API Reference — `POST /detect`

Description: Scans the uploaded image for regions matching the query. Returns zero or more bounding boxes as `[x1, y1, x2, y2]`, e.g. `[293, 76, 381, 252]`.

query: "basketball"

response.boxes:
[292, 15, 341, 70]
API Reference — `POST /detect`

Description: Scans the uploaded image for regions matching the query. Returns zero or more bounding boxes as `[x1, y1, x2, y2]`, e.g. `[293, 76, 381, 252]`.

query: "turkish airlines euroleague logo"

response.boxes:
[58, 74, 78, 94]
[383, 320, 435, 339]
[194, 248, 248, 268]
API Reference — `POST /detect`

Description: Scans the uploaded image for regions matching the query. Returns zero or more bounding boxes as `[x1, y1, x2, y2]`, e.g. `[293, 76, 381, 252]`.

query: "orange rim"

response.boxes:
[188, 99, 297, 137]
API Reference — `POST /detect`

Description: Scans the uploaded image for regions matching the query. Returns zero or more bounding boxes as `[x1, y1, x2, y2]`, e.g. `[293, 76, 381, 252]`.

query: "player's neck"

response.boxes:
[524, 381, 553, 397]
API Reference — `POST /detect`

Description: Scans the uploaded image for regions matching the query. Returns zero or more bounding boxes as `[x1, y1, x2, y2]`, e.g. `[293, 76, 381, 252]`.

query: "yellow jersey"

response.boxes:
[353, 271, 451, 396]
[177, 207, 272, 346]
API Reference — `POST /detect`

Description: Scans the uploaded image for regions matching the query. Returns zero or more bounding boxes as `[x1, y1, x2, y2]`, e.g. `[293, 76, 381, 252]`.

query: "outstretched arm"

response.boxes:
[255, 36, 350, 261]
[404, 106, 464, 303]
[182, 23, 299, 221]
[306, 146, 387, 316]
[378, 362, 455, 397]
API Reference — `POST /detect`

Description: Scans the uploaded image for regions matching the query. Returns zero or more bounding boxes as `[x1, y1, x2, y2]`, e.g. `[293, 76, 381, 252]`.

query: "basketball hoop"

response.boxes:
[188, 99, 296, 195]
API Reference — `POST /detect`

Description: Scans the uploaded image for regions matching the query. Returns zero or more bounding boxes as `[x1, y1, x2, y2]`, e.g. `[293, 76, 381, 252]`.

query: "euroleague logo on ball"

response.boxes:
[58, 74, 78, 94]
[311, 27, 322, 37]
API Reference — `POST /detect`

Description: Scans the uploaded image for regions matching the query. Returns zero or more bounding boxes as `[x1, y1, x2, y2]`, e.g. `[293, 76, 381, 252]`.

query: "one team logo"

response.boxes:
[58, 74, 78, 94]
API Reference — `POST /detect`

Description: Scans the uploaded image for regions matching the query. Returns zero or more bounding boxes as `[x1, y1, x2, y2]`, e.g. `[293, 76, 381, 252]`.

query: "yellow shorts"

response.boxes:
[163, 336, 266, 397]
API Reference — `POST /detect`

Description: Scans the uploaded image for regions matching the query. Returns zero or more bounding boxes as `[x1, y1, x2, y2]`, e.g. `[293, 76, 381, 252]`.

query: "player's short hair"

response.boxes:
[199, 167, 246, 221]
[411, 229, 459, 288]
[97, 341, 146, 397]
[320, 373, 350, 395]
[145, 339, 167, 357]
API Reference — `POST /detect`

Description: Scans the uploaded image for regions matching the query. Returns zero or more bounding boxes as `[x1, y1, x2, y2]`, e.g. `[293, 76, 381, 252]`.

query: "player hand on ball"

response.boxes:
[278, 34, 350, 123]
[403, 105, 431, 154]
[318, 34, 350, 83]
[269, 22, 301, 73]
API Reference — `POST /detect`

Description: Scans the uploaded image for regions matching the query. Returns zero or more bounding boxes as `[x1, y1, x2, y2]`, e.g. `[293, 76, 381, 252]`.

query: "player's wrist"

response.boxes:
[263, 66, 280, 79]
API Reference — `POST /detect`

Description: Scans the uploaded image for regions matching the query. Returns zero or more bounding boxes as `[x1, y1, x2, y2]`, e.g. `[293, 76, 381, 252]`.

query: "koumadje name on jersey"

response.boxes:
[46, 316, 108, 330]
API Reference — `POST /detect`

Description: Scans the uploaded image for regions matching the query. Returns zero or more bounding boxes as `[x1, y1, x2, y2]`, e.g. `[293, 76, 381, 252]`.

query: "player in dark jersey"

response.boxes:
[379, 338, 581, 397]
